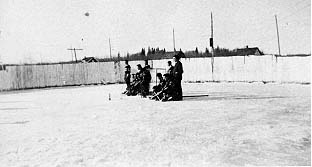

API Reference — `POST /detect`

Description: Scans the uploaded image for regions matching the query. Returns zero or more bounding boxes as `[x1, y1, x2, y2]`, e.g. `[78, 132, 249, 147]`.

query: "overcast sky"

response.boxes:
[0, 0, 310, 63]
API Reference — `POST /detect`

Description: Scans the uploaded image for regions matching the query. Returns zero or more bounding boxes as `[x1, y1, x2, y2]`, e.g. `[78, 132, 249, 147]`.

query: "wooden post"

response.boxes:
[173, 28, 176, 52]
[109, 38, 112, 59]
[210, 12, 214, 75]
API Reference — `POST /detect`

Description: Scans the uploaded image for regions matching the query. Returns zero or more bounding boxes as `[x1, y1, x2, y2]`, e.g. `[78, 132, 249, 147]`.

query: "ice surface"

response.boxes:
[0, 83, 310, 166]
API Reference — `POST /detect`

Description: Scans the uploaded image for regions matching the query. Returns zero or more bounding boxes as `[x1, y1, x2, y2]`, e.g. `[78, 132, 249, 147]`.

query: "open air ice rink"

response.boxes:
[0, 82, 310, 166]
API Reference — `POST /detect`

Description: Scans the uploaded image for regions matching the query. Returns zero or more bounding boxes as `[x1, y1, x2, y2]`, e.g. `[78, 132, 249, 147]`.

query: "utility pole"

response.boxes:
[109, 38, 112, 59]
[275, 15, 281, 62]
[210, 12, 214, 74]
[173, 28, 176, 52]
[67, 47, 83, 63]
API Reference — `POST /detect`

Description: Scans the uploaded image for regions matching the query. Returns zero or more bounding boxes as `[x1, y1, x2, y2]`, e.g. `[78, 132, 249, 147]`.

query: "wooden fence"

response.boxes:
[0, 55, 310, 91]
[0, 62, 118, 91]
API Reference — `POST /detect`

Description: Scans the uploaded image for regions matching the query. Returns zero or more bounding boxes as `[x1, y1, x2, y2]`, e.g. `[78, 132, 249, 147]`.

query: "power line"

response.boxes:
[67, 48, 83, 62]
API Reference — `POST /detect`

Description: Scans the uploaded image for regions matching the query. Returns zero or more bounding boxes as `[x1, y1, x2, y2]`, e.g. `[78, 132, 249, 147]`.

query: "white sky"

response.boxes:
[0, 0, 311, 63]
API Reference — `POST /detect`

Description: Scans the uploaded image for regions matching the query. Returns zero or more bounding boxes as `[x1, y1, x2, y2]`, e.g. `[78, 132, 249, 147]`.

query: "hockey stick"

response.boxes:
[183, 94, 209, 98]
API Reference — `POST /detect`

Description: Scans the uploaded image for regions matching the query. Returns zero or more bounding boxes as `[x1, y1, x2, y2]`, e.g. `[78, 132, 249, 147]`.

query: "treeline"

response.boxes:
[99, 46, 256, 62]
[184, 46, 237, 58]
[5, 47, 310, 66]
[9, 46, 264, 65]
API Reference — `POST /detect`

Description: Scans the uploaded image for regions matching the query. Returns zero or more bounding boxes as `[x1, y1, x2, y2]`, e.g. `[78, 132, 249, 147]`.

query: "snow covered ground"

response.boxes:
[0, 83, 310, 166]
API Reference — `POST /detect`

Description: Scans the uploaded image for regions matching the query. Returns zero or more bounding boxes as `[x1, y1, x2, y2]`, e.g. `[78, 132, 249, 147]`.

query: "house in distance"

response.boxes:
[81, 57, 99, 63]
[235, 46, 264, 56]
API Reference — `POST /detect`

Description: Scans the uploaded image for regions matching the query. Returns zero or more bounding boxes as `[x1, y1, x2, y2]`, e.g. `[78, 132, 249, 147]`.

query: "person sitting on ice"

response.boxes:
[161, 73, 176, 101]
[151, 73, 175, 101]
[152, 73, 165, 93]
[150, 73, 165, 100]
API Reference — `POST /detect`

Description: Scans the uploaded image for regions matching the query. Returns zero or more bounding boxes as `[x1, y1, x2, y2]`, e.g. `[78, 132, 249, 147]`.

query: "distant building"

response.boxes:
[235, 46, 264, 56]
[81, 57, 99, 63]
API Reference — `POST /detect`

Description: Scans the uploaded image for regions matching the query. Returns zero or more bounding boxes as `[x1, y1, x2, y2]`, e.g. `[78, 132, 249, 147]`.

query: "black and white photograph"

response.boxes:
[0, 0, 311, 166]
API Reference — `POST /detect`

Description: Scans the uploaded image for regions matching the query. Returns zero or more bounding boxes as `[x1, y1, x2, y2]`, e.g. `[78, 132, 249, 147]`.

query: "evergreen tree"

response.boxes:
[126, 52, 130, 60]
[141, 48, 145, 55]
[148, 47, 151, 54]
[195, 47, 199, 54]
[117, 52, 121, 61]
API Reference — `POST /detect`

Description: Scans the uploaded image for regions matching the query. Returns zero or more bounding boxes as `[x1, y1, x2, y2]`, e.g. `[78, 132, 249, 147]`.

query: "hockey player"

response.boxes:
[167, 61, 174, 76]
[151, 73, 175, 101]
[150, 73, 165, 100]
[140, 64, 151, 97]
[123, 60, 131, 94]
[127, 64, 143, 96]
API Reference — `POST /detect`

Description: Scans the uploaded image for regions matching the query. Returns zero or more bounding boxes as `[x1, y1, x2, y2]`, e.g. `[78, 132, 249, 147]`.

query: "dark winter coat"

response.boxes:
[173, 61, 183, 81]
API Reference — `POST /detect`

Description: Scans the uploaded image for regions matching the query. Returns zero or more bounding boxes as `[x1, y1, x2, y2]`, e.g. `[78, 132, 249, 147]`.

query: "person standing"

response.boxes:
[172, 52, 184, 100]
[144, 59, 151, 70]
[167, 61, 174, 76]
[141, 65, 151, 97]
[124, 60, 131, 93]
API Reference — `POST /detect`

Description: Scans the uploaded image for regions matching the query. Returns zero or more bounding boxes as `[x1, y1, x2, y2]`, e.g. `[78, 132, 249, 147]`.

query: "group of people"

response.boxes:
[122, 52, 184, 101]
[123, 60, 152, 97]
